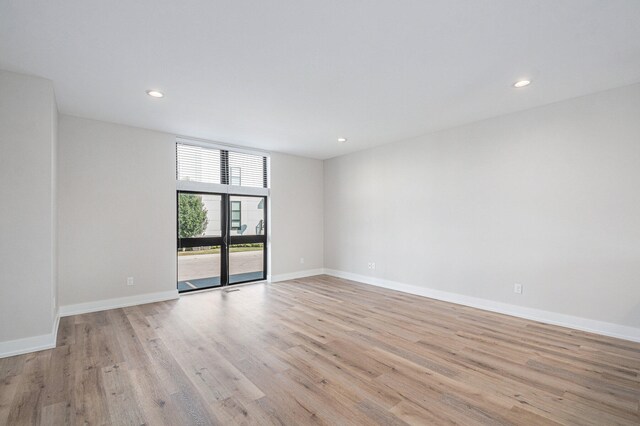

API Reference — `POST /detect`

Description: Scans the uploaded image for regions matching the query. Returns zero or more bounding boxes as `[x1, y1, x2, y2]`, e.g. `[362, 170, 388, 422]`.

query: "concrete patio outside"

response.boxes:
[178, 250, 264, 290]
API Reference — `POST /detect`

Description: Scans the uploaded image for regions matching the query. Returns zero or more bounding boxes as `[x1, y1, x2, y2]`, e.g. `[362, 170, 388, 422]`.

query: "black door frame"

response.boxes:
[177, 190, 267, 293]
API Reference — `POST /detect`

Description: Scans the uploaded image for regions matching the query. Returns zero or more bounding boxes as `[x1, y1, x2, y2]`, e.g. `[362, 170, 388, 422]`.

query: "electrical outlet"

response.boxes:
[371, 262, 376, 270]
[300, 257, 305, 264]
[367, 262, 372, 269]
[514, 283, 523, 294]
[127, 277, 134, 286]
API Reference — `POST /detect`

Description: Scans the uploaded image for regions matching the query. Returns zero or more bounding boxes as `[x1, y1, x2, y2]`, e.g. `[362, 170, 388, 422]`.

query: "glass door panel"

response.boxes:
[228, 195, 266, 284]
[177, 192, 224, 292]
[228, 196, 266, 236]
[229, 243, 265, 284]
[178, 245, 222, 291]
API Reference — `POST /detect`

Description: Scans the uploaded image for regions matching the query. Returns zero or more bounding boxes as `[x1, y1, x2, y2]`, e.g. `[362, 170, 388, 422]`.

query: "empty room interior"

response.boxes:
[1, 1, 640, 425]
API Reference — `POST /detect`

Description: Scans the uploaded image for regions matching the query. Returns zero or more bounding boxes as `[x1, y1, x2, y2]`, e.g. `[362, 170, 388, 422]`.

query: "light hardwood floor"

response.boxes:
[1, 275, 639, 425]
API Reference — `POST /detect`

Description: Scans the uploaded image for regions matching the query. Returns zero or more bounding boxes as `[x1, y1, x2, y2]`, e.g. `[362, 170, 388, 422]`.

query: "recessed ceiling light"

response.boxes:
[337, 137, 347, 143]
[513, 80, 531, 88]
[146, 90, 164, 98]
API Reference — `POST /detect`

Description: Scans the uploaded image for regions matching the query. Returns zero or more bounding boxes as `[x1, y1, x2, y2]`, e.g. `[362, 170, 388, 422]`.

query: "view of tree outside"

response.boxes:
[178, 194, 208, 238]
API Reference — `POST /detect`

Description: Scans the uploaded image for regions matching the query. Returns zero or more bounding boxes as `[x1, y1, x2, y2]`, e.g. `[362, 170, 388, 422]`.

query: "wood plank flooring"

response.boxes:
[1, 275, 639, 425]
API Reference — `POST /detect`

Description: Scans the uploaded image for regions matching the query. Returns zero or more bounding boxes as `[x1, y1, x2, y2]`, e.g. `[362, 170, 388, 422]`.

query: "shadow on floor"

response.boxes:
[178, 271, 263, 292]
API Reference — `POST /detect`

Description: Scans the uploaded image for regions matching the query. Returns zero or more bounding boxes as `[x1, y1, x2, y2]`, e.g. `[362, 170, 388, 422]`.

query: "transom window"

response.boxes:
[176, 141, 268, 190]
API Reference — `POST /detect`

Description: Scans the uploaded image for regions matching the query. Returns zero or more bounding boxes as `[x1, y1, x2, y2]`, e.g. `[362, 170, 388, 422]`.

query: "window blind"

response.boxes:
[228, 150, 267, 188]
[176, 141, 269, 189]
[176, 144, 222, 184]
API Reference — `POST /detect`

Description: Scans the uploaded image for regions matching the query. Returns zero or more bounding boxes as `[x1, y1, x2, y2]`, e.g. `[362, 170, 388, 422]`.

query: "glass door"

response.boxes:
[177, 192, 226, 292]
[177, 192, 267, 292]
[228, 195, 267, 284]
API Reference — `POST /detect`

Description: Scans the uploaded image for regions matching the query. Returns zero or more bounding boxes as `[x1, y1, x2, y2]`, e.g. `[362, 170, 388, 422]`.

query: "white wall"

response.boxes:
[51, 88, 59, 326]
[58, 115, 324, 308]
[0, 70, 57, 346]
[269, 153, 324, 279]
[324, 83, 640, 330]
[58, 115, 177, 308]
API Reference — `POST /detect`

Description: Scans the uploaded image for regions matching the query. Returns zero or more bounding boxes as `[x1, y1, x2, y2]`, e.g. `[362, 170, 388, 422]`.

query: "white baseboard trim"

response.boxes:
[270, 269, 325, 283]
[323, 269, 640, 343]
[59, 290, 179, 317]
[3, 290, 179, 358]
[0, 313, 60, 359]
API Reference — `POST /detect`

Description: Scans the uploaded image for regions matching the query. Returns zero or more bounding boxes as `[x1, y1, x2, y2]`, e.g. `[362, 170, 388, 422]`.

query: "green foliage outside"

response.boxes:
[177, 245, 263, 256]
[178, 194, 208, 238]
